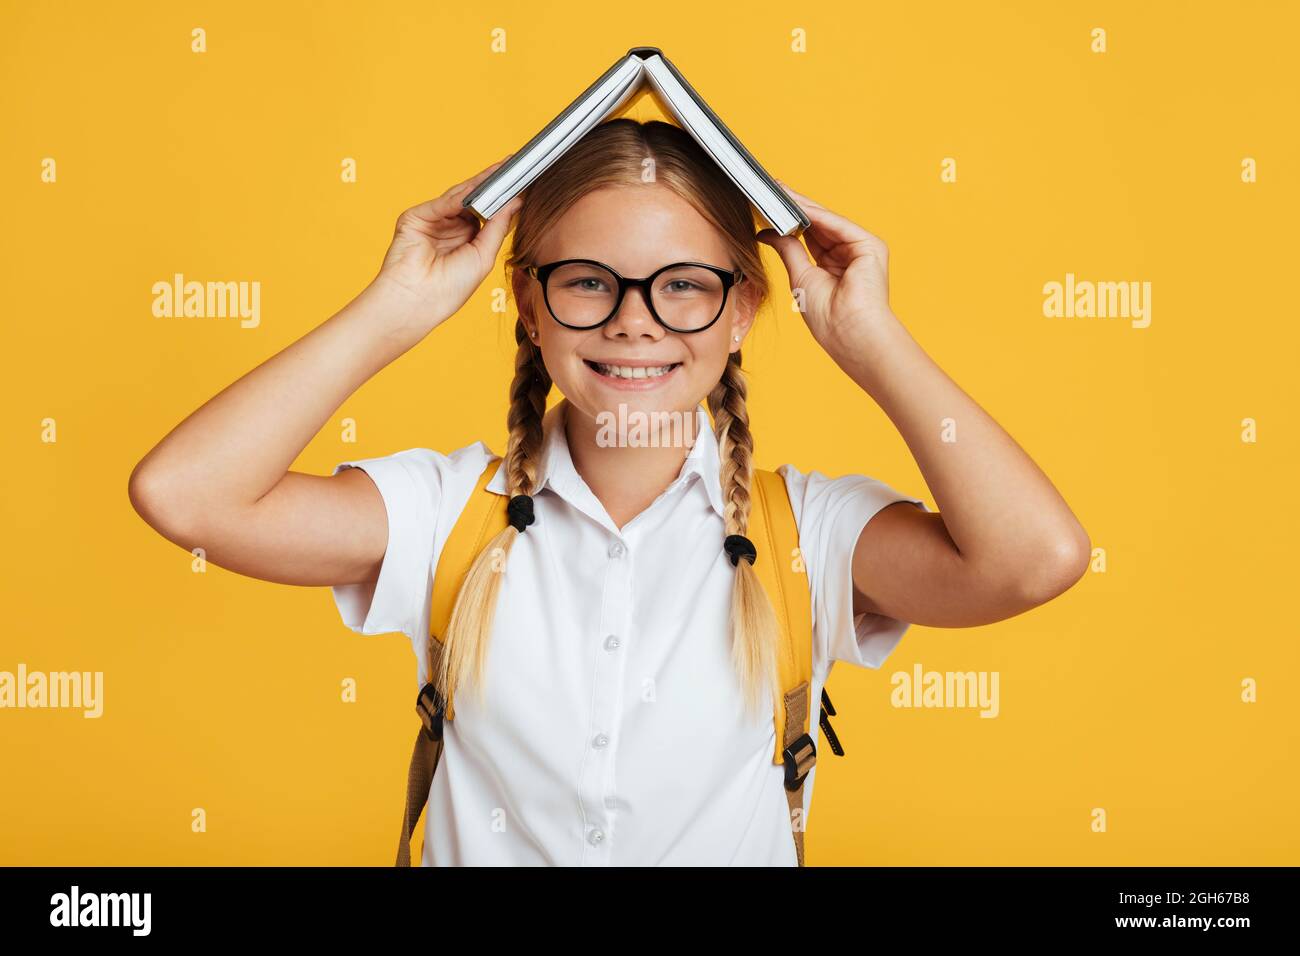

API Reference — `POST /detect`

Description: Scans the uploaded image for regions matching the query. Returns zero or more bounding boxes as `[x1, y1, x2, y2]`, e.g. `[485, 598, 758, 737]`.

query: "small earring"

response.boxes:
[733, 335, 740, 342]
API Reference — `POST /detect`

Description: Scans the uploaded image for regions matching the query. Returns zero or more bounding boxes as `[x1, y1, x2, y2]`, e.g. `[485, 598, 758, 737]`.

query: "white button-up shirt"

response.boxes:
[331, 400, 926, 865]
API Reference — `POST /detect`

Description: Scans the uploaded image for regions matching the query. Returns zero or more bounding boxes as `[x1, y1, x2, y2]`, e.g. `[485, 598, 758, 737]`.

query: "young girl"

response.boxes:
[129, 119, 1089, 866]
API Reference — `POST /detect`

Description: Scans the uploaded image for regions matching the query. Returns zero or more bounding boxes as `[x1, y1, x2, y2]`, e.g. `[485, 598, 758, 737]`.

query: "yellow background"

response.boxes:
[1, 0, 1295, 865]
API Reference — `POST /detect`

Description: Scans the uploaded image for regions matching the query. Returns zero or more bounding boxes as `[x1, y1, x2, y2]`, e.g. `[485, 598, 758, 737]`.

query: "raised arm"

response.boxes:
[128, 158, 521, 589]
[759, 183, 1090, 629]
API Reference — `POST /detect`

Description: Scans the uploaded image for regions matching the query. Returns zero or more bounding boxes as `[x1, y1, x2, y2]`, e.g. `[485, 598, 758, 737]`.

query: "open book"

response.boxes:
[461, 46, 811, 238]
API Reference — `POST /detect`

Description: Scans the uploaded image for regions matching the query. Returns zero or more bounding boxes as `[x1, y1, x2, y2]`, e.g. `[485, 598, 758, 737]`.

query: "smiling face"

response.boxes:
[513, 183, 757, 427]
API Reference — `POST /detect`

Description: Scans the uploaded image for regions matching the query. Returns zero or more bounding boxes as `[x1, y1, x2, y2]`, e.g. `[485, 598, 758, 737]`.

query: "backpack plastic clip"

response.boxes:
[782, 732, 817, 791]
[415, 682, 446, 741]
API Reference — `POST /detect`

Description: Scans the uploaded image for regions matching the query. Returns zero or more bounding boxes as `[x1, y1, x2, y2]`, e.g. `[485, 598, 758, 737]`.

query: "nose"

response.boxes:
[603, 283, 664, 339]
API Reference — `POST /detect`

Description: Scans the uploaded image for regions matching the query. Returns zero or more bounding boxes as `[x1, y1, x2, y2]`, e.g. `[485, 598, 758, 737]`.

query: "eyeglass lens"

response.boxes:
[545, 263, 726, 331]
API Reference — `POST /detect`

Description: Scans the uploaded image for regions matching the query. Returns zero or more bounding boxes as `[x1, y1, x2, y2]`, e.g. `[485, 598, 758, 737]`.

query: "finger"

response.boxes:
[756, 227, 814, 286]
[405, 165, 506, 228]
[802, 226, 831, 263]
[405, 155, 517, 225]
[774, 179, 833, 216]
[773, 178, 821, 218]
[468, 193, 524, 259]
[775, 178, 878, 246]
[775, 177, 846, 246]
[442, 160, 506, 208]
[402, 191, 475, 227]
[466, 152, 516, 190]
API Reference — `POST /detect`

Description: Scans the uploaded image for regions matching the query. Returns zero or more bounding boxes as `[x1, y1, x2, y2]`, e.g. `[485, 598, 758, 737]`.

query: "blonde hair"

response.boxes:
[437, 118, 782, 720]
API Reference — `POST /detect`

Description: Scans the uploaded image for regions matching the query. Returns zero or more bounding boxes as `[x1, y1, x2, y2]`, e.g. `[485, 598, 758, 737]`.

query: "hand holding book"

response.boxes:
[758, 180, 896, 354]
[370, 154, 523, 336]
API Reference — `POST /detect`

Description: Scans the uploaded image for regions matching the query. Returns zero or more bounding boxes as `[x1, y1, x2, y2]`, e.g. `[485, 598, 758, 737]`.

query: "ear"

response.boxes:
[728, 277, 760, 344]
[511, 267, 539, 336]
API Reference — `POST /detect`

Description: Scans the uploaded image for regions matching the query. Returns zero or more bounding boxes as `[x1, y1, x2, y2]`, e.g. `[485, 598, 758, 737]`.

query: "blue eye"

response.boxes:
[564, 276, 611, 292]
[660, 279, 705, 295]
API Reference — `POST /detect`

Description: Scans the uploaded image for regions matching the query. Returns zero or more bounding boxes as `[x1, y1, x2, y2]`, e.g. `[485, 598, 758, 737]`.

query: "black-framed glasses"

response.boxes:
[526, 258, 744, 333]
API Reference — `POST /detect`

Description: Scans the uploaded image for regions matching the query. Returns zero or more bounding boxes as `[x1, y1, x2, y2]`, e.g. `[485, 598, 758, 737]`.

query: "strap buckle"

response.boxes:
[819, 688, 845, 756]
[415, 682, 446, 741]
[782, 732, 817, 791]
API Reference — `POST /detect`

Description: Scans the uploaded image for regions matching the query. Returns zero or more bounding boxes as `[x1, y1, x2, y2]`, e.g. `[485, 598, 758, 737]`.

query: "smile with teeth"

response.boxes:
[586, 360, 681, 380]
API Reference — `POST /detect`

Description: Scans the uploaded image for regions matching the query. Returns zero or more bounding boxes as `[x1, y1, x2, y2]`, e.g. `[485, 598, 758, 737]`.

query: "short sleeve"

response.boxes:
[778, 464, 929, 675]
[330, 442, 495, 673]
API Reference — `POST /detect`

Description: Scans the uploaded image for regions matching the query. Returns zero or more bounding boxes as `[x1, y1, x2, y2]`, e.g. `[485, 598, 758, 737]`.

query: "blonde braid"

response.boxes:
[708, 351, 782, 719]
[437, 320, 551, 708]
[502, 321, 550, 497]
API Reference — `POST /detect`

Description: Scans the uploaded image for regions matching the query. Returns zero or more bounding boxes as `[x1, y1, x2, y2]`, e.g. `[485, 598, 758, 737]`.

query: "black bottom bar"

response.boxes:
[0, 866, 1289, 940]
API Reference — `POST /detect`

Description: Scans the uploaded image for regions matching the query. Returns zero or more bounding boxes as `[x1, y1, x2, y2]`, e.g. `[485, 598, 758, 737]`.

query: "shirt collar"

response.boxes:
[485, 398, 726, 520]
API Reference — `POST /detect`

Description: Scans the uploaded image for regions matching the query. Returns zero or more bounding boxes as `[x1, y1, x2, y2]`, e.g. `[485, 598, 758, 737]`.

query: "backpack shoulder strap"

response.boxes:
[427, 456, 510, 722]
[398, 455, 508, 866]
[749, 467, 817, 866]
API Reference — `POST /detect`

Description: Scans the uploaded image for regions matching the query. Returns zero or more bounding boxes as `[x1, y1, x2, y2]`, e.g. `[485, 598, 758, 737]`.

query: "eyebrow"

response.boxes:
[563, 257, 726, 269]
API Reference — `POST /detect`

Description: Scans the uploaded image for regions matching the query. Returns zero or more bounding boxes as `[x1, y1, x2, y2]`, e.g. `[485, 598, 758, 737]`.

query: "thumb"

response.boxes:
[468, 194, 523, 260]
[757, 228, 813, 286]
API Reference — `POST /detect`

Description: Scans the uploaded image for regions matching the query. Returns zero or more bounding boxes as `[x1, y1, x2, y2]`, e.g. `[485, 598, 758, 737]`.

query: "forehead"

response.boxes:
[536, 183, 732, 271]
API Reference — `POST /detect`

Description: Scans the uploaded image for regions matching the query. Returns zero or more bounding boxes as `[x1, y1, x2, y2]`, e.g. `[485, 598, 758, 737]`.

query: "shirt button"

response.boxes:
[604, 634, 621, 651]
[608, 541, 626, 558]
[592, 733, 609, 749]
[587, 827, 606, 846]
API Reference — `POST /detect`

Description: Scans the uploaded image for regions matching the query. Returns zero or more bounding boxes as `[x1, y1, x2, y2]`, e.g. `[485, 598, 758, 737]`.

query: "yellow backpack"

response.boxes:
[395, 457, 843, 867]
